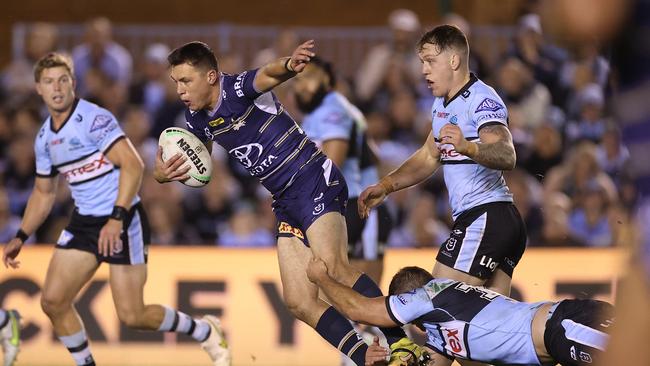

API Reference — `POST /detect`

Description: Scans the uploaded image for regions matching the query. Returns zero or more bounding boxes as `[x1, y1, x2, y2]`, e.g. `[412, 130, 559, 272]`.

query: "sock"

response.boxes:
[0, 310, 7, 329]
[59, 330, 95, 366]
[157, 306, 211, 342]
[316, 306, 367, 366]
[352, 273, 407, 345]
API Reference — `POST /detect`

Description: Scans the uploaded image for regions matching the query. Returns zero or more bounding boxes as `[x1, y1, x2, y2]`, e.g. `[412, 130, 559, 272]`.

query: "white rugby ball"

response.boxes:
[159, 127, 212, 187]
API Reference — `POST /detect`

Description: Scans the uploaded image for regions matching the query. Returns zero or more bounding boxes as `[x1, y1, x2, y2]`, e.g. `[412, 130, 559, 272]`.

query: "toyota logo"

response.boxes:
[229, 143, 263, 168]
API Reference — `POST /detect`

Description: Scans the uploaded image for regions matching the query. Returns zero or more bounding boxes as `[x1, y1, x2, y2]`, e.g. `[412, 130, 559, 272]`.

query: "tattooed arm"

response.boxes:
[441, 122, 516, 170]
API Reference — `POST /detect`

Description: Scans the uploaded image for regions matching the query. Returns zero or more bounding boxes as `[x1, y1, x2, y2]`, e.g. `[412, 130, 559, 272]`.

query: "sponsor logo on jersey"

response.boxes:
[59, 152, 113, 184]
[477, 111, 507, 123]
[51, 137, 65, 146]
[437, 111, 450, 118]
[278, 221, 304, 239]
[75, 113, 83, 122]
[579, 351, 593, 363]
[461, 90, 471, 98]
[208, 117, 225, 127]
[90, 115, 114, 132]
[450, 115, 458, 125]
[230, 143, 263, 169]
[234, 71, 247, 97]
[479, 255, 498, 271]
[68, 137, 84, 151]
[475, 98, 504, 113]
[445, 237, 457, 251]
[57, 230, 74, 246]
[176, 138, 207, 174]
[312, 203, 325, 216]
[440, 321, 468, 358]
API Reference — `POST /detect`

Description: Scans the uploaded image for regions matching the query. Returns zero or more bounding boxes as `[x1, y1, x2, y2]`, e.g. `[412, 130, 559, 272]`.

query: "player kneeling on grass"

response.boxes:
[307, 259, 613, 366]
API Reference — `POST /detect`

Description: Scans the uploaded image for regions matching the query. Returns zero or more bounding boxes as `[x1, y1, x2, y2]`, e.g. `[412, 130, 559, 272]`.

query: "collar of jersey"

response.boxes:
[443, 73, 478, 108]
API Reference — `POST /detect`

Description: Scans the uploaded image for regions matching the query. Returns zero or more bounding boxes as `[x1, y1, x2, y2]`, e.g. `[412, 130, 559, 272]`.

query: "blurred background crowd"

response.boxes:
[0, 2, 639, 249]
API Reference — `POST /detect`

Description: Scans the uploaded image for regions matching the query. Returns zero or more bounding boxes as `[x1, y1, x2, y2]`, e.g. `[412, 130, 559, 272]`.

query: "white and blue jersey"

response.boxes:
[301, 91, 377, 198]
[35, 98, 139, 216]
[185, 69, 322, 196]
[431, 73, 513, 219]
[387, 278, 547, 364]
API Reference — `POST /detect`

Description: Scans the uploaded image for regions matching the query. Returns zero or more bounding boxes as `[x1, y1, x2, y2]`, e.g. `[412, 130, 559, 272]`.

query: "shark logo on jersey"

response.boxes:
[90, 115, 114, 132]
[230, 143, 263, 169]
[450, 115, 458, 125]
[68, 137, 84, 151]
[475, 98, 504, 113]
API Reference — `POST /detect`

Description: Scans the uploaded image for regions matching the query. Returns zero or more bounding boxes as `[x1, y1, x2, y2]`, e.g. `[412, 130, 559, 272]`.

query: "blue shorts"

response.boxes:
[273, 157, 348, 246]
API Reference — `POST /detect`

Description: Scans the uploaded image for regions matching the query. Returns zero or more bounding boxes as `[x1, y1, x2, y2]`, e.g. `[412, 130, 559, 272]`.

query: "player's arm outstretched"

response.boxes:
[307, 258, 398, 328]
[440, 122, 516, 170]
[253, 40, 316, 93]
[3, 176, 59, 268]
[100, 138, 145, 257]
[358, 131, 440, 218]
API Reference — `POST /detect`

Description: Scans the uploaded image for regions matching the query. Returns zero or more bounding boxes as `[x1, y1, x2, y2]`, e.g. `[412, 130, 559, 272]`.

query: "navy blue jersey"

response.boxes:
[185, 69, 322, 195]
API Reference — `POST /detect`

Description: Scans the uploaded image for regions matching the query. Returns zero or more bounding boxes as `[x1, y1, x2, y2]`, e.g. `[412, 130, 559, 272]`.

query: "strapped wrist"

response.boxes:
[284, 58, 296, 73]
[15, 229, 29, 243]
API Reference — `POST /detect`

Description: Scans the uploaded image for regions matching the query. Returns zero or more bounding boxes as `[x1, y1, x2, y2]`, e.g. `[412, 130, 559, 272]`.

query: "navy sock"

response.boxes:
[352, 273, 407, 345]
[315, 306, 367, 366]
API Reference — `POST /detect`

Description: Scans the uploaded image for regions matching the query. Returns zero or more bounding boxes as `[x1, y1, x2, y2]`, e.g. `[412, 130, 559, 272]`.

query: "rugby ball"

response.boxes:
[159, 127, 212, 187]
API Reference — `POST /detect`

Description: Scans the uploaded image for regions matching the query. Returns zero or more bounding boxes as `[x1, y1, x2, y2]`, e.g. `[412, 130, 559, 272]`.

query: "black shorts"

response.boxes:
[436, 201, 526, 279]
[544, 299, 614, 366]
[56, 202, 151, 265]
[345, 198, 391, 260]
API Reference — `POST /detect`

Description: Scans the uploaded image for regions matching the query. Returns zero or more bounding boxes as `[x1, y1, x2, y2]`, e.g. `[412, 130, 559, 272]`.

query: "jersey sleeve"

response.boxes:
[470, 92, 509, 132]
[386, 287, 435, 325]
[233, 69, 263, 100]
[318, 107, 354, 141]
[34, 127, 57, 177]
[86, 111, 126, 153]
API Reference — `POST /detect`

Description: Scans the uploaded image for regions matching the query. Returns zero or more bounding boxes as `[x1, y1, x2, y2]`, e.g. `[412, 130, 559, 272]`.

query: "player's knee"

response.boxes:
[116, 308, 146, 329]
[284, 295, 314, 322]
[40, 294, 71, 317]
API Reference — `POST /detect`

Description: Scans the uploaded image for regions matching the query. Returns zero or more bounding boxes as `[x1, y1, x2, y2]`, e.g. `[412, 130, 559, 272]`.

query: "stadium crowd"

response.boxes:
[0, 10, 638, 249]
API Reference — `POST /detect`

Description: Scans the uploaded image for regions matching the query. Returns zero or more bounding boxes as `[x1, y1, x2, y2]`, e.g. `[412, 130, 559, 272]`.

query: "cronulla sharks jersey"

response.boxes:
[431, 73, 513, 219]
[35, 98, 139, 216]
[301, 92, 378, 198]
[185, 69, 322, 196]
[387, 278, 547, 365]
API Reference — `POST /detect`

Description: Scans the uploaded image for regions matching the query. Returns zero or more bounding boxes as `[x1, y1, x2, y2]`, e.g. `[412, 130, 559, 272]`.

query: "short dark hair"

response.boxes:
[167, 41, 219, 71]
[388, 266, 434, 295]
[308, 56, 337, 88]
[417, 24, 469, 55]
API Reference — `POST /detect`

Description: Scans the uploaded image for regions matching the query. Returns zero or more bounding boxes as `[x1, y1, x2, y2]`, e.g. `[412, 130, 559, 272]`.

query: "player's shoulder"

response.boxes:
[316, 92, 356, 123]
[468, 78, 506, 113]
[76, 99, 118, 133]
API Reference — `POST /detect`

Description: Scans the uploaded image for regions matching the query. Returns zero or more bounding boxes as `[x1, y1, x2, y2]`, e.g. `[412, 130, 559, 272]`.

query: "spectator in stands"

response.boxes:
[506, 169, 544, 245]
[545, 142, 618, 204]
[4, 136, 35, 216]
[560, 41, 610, 116]
[566, 83, 608, 143]
[507, 13, 568, 106]
[218, 201, 274, 247]
[1, 22, 59, 103]
[129, 43, 170, 118]
[568, 181, 614, 247]
[596, 124, 630, 182]
[251, 28, 299, 68]
[539, 192, 584, 246]
[72, 17, 132, 97]
[496, 57, 551, 131]
[0, 188, 30, 244]
[522, 123, 564, 181]
[388, 192, 448, 248]
[121, 105, 157, 168]
[355, 9, 422, 111]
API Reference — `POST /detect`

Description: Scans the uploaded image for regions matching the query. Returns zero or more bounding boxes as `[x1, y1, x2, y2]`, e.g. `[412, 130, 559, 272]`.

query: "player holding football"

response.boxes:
[155, 41, 415, 365]
[359, 26, 526, 361]
[2, 53, 230, 366]
[307, 259, 614, 366]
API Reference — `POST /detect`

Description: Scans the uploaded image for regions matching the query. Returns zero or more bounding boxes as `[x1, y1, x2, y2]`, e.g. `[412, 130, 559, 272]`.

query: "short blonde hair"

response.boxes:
[33, 52, 74, 82]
